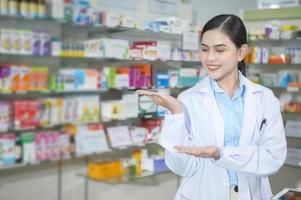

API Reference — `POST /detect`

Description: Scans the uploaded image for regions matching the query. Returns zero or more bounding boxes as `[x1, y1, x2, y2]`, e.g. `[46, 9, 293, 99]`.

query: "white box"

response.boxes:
[107, 126, 132, 148]
[157, 41, 171, 61]
[21, 30, 33, 55]
[182, 31, 199, 51]
[102, 12, 121, 27]
[100, 38, 129, 59]
[122, 93, 139, 119]
[120, 15, 137, 28]
[1, 29, 13, 54]
[12, 30, 22, 54]
[75, 125, 109, 155]
[261, 48, 269, 64]
[51, 0, 64, 20]
[115, 74, 129, 89]
[258, 0, 301, 8]
[129, 127, 148, 145]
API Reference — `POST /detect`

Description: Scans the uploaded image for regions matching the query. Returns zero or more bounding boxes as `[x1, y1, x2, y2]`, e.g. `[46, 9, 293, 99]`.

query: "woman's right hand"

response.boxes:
[136, 90, 182, 114]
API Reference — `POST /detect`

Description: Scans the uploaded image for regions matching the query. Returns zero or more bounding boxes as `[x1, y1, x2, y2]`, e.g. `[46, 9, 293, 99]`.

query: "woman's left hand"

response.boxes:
[175, 146, 221, 160]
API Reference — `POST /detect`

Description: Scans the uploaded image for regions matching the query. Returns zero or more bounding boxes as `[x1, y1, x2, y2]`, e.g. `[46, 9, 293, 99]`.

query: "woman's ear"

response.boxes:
[238, 44, 248, 62]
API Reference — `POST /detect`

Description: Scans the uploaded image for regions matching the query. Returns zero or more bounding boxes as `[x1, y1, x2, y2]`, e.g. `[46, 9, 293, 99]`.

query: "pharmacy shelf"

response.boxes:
[247, 63, 301, 70]
[286, 132, 301, 139]
[243, 6, 301, 21]
[285, 162, 301, 168]
[0, 142, 161, 171]
[248, 39, 301, 47]
[270, 87, 301, 94]
[77, 169, 170, 185]
[0, 86, 190, 99]
[0, 14, 57, 25]
[0, 121, 100, 135]
[0, 90, 103, 98]
[0, 14, 183, 39]
[0, 53, 200, 66]
[282, 112, 301, 120]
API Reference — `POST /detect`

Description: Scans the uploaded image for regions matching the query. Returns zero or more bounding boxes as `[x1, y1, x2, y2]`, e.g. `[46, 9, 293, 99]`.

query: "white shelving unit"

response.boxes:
[243, 6, 301, 168]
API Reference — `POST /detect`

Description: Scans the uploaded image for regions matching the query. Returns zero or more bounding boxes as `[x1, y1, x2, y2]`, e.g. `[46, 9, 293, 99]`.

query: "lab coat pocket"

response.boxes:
[251, 119, 265, 144]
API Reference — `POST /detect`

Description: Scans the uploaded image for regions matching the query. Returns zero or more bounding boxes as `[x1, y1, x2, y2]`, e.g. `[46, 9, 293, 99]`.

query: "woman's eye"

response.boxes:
[201, 49, 208, 52]
[216, 49, 225, 53]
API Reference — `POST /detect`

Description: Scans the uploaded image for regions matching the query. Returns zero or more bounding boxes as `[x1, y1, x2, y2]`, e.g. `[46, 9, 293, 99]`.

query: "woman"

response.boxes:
[137, 14, 287, 200]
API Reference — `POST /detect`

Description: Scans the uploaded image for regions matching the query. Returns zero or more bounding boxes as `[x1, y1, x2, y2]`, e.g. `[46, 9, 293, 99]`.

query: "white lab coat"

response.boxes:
[159, 75, 287, 200]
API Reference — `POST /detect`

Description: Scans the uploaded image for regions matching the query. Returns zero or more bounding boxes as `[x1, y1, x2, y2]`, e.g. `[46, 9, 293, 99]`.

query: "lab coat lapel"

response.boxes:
[202, 89, 224, 147]
[240, 85, 257, 146]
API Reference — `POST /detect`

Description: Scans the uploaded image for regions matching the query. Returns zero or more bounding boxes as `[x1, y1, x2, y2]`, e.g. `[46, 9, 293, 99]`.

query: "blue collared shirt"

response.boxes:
[210, 73, 246, 186]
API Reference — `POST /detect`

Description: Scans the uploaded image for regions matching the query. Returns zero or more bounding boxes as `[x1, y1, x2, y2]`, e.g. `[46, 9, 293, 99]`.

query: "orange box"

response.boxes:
[88, 160, 124, 180]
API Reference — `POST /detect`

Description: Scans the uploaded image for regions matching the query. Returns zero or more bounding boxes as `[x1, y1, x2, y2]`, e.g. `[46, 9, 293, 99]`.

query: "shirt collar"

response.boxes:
[209, 71, 246, 98]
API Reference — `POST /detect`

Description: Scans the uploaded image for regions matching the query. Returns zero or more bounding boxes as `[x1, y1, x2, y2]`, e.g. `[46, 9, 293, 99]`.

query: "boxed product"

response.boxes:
[32, 31, 41, 56]
[178, 68, 200, 87]
[1, 29, 13, 54]
[0, 101, 12, 132]
[0, 65, 11, 93]
[121, 93, 139, 119]
[14, 100, 40, 130]
[100, 38, 129, 59]
[106, 126, 132, 148]
[258, 0, 301, 9]
[103, 67, 116, 89]
[51, 0, 64, 20]
[140, 119, 163, 142]
[138, 95, 157, 118]
[58, 133, 71, 159]
[100, 12, 121, 27]
[0, 134, 17, 166]
[115, 67, 129, 89]
[11, 30, 22, 54]
[129, 63, 152, 88]
[21, 133, 36, 164]
[21, 30, 33, 55]
[88, 160, 124, 180]
[40, 32, 51, 56]
[120, 15, 137, 28]
[129, 127, 148, 145]
[156, 73, 169, 88]
[77, 96, 100, 123]
[101, 100, 123, 121]
[75, 124, 109, 155]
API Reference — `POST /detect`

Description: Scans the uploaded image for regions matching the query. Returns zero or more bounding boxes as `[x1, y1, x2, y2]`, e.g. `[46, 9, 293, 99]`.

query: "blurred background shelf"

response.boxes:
[77, 169, 170, 185]
[243, 6, 301, 21]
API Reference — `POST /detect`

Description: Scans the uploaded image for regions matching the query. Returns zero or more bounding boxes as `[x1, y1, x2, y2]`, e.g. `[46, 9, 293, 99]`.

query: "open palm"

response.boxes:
[136, 90, 182, 114]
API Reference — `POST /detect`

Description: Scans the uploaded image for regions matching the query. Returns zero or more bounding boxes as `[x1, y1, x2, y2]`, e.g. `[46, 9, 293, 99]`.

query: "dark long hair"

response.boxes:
[200, 14, 247, 76]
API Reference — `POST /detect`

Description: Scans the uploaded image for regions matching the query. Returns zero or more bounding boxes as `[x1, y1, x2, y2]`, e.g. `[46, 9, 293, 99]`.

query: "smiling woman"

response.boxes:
[136, 14, 287, 200]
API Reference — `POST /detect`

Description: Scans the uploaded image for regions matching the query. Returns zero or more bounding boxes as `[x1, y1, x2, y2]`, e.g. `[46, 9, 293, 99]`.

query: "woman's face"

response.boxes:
[200, 29, 245, 81]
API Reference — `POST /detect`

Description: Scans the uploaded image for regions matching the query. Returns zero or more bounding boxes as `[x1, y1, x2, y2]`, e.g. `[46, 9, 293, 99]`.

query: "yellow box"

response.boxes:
[88, 160, 124, 180]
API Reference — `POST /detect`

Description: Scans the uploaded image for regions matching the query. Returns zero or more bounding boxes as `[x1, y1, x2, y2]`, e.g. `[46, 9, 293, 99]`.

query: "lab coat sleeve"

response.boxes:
[158, 95, 202, 177]
[213, 93, 287, 177]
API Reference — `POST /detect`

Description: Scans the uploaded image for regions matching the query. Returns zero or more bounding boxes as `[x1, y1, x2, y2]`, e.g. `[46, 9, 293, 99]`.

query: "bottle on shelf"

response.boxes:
[8, 0, 18, 16]
[19, 0, 29, 17]
[0, 0, 9, 15]
[37, 0, 45, 18]
[29, 0, 37, 19]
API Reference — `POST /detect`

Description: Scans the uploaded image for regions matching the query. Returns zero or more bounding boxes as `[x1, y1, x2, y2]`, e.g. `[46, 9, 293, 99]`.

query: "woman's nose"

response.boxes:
[208, 51, 217, 62]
